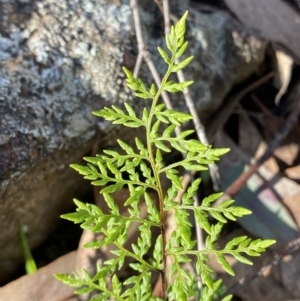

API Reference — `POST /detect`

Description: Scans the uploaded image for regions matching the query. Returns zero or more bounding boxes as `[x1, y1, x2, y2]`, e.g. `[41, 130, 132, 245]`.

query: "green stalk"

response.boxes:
[145, 55, 177, 299]
[19, 223, 37, 274]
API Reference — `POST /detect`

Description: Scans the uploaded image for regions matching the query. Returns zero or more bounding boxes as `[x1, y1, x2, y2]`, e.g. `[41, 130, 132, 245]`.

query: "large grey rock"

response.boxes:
[0, 0, 266, 280]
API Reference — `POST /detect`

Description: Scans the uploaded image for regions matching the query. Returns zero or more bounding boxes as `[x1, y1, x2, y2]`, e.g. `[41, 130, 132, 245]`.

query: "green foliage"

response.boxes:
[55, 11, 275, 301]
[19, 224, 37, 274]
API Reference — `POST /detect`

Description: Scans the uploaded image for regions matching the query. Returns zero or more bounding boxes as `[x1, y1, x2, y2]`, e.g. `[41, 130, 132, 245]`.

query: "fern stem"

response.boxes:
[147, 107, 168, 299]
[146, 57, 176, 298]
[146, 77, 169, 299]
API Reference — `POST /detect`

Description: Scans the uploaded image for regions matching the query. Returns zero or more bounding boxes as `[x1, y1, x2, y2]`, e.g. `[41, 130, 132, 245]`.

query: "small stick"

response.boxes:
[161, 0, 205, 291]
[153, 0, 178, 22]
[161, 0, 221, 191]
[130, 0, 177, 138]
[133, 52, 143, 78]
[153, 0, 164, 15]
[251, 93, 276, 119]
[227, 98, 300, 197]
[216, 96, 300, 206]
[208, 71, 275, 142]
[176, 65, 221, 191]
[162, 0, 170, 35]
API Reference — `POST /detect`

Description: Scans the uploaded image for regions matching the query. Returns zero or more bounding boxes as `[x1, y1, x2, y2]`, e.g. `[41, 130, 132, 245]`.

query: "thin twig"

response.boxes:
[176, 65, 221, 191]
[162, 0, 170, 34]
[207, 71, 275, 142]
[130, 0, 176, 134]
[133, 52, 143, 78]
[160, 0, 205, 239]
[153, 0, 178, 22]
[161, 0, 221, 190]
[189, 1, 228, 13]
[250, 93, 288, 126]
[218, 236, 300, 300]
[161, 0, 205, 291]
[216, 96, 300, 205]
[228, 71, 275, 121]
[251, 93, 276, 119]
[162, 0, 214, 250]
[130, 1, 174, 298]
[153, 0, 164, 15]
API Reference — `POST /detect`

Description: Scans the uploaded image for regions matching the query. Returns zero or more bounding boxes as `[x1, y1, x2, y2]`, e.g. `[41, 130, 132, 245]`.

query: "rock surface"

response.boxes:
[0, 251, 77, 301]
[0, 0, 266, 280]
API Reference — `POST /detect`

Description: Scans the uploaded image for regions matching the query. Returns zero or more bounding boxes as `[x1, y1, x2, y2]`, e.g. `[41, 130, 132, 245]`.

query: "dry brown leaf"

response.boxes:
[224, 0, 300, 62]
[274, 50, 294, 105]
[285, 165, 300, 180]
